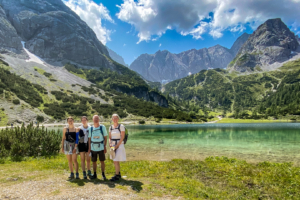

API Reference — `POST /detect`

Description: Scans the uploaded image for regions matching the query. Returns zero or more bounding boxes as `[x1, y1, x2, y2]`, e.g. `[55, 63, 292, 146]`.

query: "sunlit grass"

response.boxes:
[1, 155, 299, 199]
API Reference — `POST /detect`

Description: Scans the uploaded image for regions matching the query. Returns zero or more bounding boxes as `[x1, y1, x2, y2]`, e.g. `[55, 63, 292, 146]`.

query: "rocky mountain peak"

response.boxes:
[0, 0, 111, 68]
[228, 18, 299, 72]
[130, 33, 249, 82]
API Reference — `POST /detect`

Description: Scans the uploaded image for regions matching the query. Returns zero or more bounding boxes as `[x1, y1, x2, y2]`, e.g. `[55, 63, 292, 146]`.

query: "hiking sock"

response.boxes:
[87, 170, 92, 177]
[75, 172, 79, 179]
[68, 172, 74, 179]
[102, 172, 106, 180]
[83, 171, 87, 179]
[117, 172, 121, 178]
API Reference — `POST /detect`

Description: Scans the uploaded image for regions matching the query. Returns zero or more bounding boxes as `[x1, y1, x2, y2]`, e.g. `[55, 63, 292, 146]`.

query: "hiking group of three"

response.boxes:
[61, 114, 126, 181]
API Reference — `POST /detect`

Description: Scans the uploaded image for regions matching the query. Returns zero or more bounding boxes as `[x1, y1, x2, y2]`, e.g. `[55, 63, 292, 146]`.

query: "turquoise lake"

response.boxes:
[50, 123, 300, 165]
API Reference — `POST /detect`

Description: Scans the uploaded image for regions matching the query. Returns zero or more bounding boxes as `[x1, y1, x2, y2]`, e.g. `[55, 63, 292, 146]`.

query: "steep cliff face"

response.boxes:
[0, 0, 169, 108]
[130, 34, 248, 83]
[0, 0, 111, 68]
[0, 6, 26, 58]
[228, 18, 299, 72]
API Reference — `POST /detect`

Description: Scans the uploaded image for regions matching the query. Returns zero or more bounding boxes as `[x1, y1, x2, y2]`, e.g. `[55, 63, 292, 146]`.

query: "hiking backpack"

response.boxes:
[89, 125, 104, 152]
[111, 124, 129, 144]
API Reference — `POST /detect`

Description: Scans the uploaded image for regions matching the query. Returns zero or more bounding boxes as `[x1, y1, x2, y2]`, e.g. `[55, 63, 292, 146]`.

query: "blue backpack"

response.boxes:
[89, 125, 104, 152]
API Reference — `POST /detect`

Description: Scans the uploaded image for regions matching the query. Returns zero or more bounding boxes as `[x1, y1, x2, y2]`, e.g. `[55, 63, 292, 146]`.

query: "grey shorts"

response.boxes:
[64, 140, 79, 155]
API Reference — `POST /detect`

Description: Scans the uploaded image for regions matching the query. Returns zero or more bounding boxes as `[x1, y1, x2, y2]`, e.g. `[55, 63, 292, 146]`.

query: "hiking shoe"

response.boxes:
[90, 174, 97, 179]
[102, 173, 107, 180]
[87, 170, 92, 177]
[109, 175, 119, 182]
[76, 173, 80, 179]
[83, 171, 87, 179]
[68, 172, 74, 179]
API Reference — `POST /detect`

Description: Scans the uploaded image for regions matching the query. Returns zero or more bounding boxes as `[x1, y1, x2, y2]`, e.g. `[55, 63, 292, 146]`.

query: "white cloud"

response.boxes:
[159, 43, 161, 47]
[63, 0, 114, 45]
[116, 0, 300, 43]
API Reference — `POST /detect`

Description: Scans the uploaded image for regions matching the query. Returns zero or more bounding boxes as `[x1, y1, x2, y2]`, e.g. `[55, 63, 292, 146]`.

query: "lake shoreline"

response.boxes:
[0, 118, 298, 129]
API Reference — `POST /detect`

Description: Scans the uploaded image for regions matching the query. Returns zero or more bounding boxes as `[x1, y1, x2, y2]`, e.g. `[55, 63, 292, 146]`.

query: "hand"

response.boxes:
[73, 148, 77, 154]
[104, 147, 107, 154]
[76, 128, 80, 132]
[61, 148, 64, 153]
[115, 145, 119, 150]
[88, 150, 91, 155]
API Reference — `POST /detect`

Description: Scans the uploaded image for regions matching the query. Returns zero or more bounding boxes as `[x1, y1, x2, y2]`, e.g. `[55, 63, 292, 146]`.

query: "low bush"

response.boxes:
[0, 123, 61, 157]
[139, 120, 145, 124]
[36, 115, 45, 123]
[12, 99, 20, 105]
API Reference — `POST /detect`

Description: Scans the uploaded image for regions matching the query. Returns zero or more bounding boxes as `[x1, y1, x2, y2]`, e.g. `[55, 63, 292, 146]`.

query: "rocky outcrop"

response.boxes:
[228, 18, 299, 72]
[0, 5, 26, 58]
[107, 47, 128, 67]
[115, 86, 168, 107]
[0, 0, 111, 68]
[130, 34, 248, 83]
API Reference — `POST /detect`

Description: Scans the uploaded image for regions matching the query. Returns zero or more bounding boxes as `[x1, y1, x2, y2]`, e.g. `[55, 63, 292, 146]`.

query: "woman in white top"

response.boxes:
[109, 113, 126, 181]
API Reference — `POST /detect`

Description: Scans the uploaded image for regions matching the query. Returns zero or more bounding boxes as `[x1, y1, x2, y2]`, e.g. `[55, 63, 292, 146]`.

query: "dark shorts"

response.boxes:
[91, 150, 105, 162]
[78, 143, 89, 153]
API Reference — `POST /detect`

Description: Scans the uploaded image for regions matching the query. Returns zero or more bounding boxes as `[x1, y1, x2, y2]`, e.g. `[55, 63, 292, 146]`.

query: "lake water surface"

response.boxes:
[49, 123, 300, 165]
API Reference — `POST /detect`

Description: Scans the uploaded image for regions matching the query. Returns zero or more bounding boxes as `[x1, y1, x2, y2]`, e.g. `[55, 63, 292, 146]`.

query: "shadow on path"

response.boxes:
[67, 177, 143, 192]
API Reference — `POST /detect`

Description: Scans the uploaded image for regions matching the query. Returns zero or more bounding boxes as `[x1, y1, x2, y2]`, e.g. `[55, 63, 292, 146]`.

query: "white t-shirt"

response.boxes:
[79, 124, 91, 143]
[109, 124, 125, 140]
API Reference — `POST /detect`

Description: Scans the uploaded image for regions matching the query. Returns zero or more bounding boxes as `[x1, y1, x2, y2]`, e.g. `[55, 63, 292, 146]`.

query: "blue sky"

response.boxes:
[64, 0, 300, 65]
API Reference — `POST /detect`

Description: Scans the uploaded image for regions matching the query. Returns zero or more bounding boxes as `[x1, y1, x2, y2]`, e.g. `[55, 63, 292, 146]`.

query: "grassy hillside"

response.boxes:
[0, 59, 199, 123]
[164, 59, 300, 119]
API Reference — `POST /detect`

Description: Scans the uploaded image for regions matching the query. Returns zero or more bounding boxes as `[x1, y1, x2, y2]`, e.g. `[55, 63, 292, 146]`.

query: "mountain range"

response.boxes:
[163, 18, 300, 118]
[0, 0, 186, 124]
[129, 33, 250, 83]
[0, 0, 300, 124]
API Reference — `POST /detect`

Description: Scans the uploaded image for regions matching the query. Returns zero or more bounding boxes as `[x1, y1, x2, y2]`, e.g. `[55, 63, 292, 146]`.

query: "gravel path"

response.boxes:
[0, 176, 140, 200]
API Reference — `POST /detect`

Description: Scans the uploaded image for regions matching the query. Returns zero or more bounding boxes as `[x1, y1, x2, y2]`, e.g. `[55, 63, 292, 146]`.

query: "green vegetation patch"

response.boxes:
[0, 123, 61, 157]
[0, 156, 299, 199]
[280, 59, 300, 71]
[0, 68, 43, 107]
[43, 91, 96, 119]
[0, 107, 8, 126]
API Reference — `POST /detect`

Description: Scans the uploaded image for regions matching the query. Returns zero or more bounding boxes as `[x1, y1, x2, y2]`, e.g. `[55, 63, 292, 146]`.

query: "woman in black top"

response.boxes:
[61, 116, 79, 179]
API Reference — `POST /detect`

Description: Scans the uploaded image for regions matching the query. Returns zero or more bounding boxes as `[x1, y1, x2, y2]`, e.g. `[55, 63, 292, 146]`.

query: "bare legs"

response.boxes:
[80, 152, 85, 171]
[80, 152, 91, 172]
[66, 153, 78, 173]
[113, 161, 120, 175]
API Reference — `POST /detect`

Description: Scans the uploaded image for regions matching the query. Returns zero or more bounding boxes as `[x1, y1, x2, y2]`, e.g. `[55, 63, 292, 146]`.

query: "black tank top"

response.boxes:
[65, 128, 76, 143]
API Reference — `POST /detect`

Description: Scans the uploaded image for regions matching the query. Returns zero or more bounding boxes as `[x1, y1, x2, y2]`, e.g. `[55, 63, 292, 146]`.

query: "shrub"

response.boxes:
[43, 72, 52, 78]
[139, 120, 145, 124]
[12, 99, 20, 105]
[36, 115, 44, 123]
[0, 123, 61, 157]
[155, 118, 162, 123]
